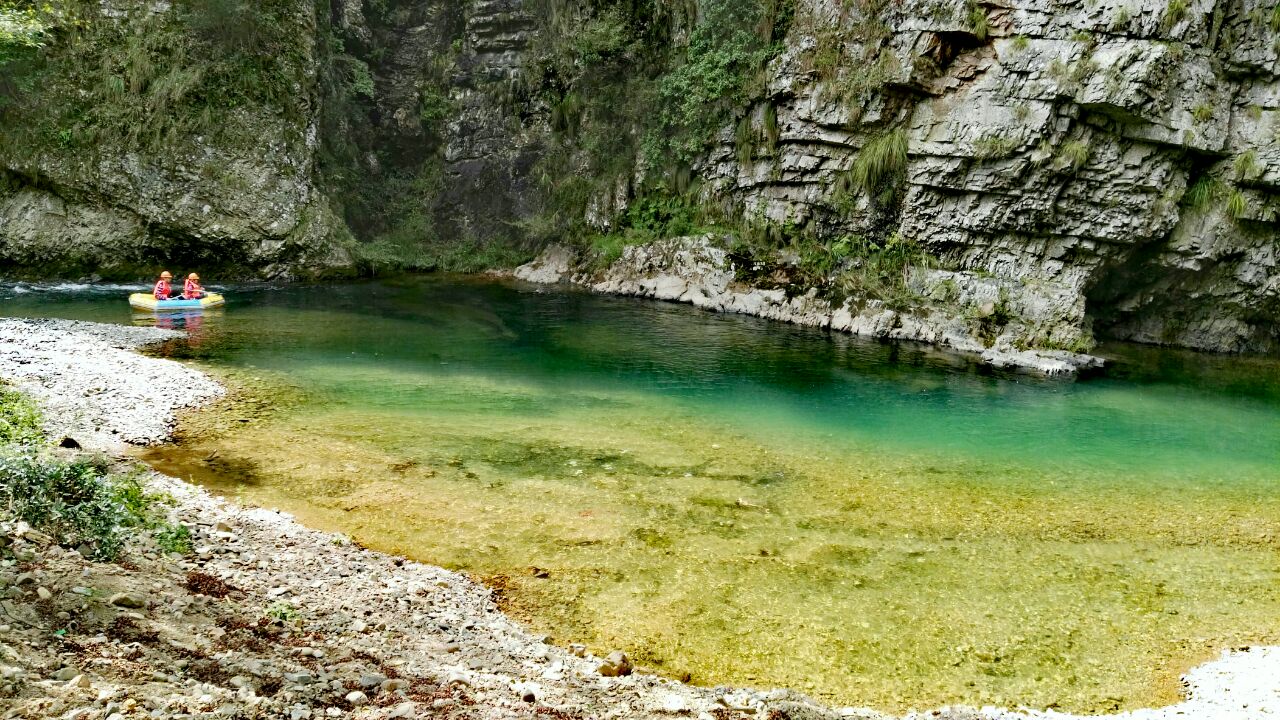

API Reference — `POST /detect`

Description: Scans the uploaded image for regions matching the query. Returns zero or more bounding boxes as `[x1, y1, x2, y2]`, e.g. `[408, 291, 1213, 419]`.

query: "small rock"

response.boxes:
[358, 673, 386, 689]
[345, 690, 368, 706]
[14, 573, 35, 586]
[380, 678, 409, 693]
[569, 643, 587, 657]
[597, 650, 632, 677]
[52, 667, 80, 681]
[432, 698, 455, 709]
[514, 681, 541, 703]
[387, 702, 415, 718]
[108, 592, 145, 609]
[284, 672, 315, 685]
[36, 586, 52, 600]
[656, 692, 690, 714]
[215, 520, 234, 533]
[66, 674, 91, 689]
[22, 528, 53, 544]
[58, 437, 82, 449]
[350, 619, 368, 633]
[446, 671, 471, 687]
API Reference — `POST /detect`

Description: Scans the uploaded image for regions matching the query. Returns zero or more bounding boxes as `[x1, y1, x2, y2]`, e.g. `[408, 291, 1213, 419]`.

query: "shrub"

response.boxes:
[0, 2, 48, 64]
[266, 600, 301, 622]
[0, 383, 42, 446]
[0, 450, 146, 560]
[647, 0, 781, 164]
[832, 233, 934, 307]
[582, 190, 711, 268]
[154, 522, 194, 555]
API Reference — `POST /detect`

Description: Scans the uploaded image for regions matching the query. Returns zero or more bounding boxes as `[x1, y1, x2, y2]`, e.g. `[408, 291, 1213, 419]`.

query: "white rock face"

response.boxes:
[688, 0, 1280, 355]
[518, 238, 1103, 374]
[512, 243, 575, 284]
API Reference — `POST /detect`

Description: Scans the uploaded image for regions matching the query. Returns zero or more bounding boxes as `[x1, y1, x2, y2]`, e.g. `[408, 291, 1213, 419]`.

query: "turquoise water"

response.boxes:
[3, 277, 1279, 712]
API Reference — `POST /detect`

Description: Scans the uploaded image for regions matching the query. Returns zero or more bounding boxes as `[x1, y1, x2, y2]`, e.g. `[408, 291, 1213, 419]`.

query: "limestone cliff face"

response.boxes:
[686, 0, 1280, 353]
[1, 0, 1276, 356]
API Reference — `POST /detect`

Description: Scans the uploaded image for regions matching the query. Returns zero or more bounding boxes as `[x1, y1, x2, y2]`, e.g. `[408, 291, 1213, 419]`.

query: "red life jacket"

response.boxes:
[153, 280, 171, 299]
[184, 279, 202, 298]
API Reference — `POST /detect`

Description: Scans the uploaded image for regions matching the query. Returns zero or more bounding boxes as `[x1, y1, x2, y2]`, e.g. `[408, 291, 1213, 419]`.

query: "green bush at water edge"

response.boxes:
[0, 384, 43, 446]
[0, 383, 192, 561]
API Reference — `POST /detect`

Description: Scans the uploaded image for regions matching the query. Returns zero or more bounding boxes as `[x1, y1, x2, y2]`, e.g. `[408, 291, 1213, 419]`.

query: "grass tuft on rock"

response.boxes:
[849, 128, 908, 195]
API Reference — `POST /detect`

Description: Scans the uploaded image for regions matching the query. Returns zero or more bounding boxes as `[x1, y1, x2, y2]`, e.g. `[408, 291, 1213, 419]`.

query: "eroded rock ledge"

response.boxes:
[515, 239, 1105, 375]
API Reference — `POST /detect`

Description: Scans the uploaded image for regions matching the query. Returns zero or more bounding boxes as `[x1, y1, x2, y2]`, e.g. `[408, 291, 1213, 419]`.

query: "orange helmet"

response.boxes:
[188, 273, 199, 280]
[160, 271, 172, 279]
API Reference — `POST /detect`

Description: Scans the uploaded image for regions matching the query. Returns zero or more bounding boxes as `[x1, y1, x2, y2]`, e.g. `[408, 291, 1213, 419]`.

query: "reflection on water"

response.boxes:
[3, 276, 1280, 713]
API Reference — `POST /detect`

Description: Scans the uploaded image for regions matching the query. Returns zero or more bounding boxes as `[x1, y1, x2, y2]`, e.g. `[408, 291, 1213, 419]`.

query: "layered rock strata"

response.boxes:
[515, 238, 1104, 374]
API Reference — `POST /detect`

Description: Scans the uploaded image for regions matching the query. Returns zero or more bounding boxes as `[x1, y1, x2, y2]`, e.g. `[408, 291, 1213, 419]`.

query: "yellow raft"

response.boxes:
[128, 292, 226, 312]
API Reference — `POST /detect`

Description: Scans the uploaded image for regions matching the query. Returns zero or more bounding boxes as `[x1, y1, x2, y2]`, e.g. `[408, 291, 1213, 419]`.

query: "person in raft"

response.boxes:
[152, 271, 175, 300]
[183, 273, 204, 299]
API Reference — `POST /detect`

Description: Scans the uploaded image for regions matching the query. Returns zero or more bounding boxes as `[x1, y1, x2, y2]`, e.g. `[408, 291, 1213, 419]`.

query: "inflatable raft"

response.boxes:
[129, 292, 226, 312]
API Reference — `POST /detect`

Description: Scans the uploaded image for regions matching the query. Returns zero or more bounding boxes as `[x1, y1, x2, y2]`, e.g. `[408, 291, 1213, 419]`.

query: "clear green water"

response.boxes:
[4, 277, 1279, 713]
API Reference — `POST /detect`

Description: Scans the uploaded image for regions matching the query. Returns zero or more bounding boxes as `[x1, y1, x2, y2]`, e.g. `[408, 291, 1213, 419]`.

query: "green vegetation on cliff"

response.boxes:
[523, 0, 793, 248]
[0, 0, 312, 155]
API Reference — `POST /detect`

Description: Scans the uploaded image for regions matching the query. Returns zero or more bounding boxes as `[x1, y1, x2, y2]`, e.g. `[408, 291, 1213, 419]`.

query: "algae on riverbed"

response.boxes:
[12, 277, 1275, 714]
[143, 365, 1280, 714]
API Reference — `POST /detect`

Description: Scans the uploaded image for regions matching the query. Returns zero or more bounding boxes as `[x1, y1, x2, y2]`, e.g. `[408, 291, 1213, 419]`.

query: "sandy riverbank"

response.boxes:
[0, 317, 1275, 720]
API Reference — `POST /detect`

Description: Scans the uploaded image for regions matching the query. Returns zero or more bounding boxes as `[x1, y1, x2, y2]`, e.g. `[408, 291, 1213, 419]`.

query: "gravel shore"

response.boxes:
[0, 319, 223, 450]
[1, 318, 1275, 720]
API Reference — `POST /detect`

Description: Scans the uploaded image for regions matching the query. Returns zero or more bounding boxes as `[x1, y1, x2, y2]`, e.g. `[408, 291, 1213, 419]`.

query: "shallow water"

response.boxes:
[3, 277, 1279, 712]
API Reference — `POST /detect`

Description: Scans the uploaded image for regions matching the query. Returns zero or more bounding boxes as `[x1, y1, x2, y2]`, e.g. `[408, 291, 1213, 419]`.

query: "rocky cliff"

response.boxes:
[1, 0, 1276, 354]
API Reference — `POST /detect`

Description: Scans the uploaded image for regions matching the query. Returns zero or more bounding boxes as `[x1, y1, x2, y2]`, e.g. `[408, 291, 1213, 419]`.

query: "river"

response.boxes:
[3, 276, 1278, 713]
